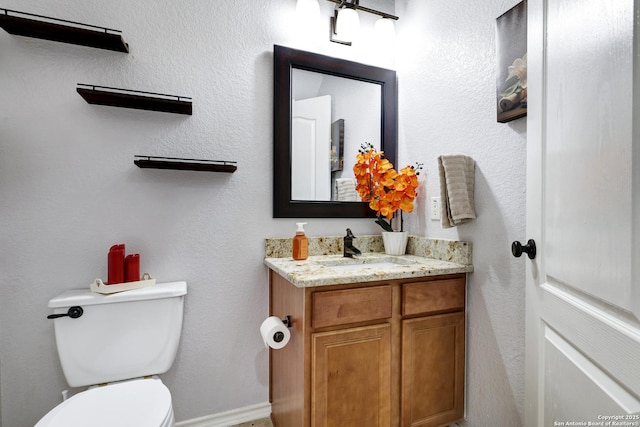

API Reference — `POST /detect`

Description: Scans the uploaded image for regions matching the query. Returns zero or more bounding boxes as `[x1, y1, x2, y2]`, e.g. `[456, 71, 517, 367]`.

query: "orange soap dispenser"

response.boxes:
[292, 222, 308, 260]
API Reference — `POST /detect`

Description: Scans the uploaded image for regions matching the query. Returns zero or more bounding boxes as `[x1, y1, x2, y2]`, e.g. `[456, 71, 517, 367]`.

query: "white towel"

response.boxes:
[335, 178, 359, 201]
[438, 154, 476, 228]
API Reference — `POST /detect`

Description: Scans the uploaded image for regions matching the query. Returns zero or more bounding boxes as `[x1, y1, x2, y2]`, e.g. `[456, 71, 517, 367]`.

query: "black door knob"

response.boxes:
[512, 239, 536, 260]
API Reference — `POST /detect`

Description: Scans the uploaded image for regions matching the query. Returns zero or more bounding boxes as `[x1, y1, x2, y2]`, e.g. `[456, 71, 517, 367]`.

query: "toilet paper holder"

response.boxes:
[273, 315, 292, 344]
[281, 315, 292, 328]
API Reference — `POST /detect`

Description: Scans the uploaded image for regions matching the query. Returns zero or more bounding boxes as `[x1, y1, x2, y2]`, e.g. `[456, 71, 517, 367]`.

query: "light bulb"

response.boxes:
[374, 18, 396, 40]
[336, 8, 360, 42]
[296, 0, 320, 20]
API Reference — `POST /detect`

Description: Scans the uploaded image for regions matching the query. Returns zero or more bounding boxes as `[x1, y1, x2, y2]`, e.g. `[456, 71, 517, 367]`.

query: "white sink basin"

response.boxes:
[325, 262, 403, 272]
[316, 255, 415, 273]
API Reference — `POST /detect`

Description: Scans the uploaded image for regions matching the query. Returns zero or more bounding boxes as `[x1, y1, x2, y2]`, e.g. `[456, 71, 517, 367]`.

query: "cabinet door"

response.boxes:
[401, 312, 464, 427]
[312, 324, 391, 427]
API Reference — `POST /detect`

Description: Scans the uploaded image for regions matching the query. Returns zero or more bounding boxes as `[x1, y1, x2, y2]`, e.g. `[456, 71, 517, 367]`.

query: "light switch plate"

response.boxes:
[431, 197, 441, 220]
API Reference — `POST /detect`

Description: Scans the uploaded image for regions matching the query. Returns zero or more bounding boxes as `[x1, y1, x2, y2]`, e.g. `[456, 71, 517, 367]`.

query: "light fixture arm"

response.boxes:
[327, 0, 399, 21]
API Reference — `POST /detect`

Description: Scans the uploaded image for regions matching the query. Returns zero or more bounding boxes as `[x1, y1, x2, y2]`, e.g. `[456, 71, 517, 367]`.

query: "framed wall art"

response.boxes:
[496, 0, 527, 123]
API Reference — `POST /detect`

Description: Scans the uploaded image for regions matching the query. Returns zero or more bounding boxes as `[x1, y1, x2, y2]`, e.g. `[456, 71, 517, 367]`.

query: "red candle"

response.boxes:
[125, 254, 140, 282]
[108, 244, 125, 285]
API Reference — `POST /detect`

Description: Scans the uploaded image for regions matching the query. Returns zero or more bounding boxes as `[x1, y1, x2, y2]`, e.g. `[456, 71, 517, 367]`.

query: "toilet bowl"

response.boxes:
[35, 377, 174, 427]
[38, 281, 187, 427]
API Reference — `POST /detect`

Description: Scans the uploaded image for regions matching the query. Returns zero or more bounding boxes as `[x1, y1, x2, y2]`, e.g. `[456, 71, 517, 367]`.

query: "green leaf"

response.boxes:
[375, 217, 394, 232]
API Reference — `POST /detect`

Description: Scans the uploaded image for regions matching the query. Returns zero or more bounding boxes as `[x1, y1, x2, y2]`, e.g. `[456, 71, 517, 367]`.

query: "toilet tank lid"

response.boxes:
[48, 281, 187, 308]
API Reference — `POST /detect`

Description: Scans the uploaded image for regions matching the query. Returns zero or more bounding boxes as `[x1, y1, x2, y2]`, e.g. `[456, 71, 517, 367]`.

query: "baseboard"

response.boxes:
[175, 402, 271, 427]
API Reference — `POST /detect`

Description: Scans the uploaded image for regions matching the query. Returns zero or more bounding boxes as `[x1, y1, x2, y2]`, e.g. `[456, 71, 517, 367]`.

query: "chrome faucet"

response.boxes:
[343, 228, 362, 258]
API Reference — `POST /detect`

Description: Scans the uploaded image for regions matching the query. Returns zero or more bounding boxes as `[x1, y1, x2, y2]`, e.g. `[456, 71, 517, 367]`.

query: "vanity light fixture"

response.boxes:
[336, 6, 359, 43]
[328, 0, 398, 46]
[296, 0, 320, 20]
[374, 17, 396, 40]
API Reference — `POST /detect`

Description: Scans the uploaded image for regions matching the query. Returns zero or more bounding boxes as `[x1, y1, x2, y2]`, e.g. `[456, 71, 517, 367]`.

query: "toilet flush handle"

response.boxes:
[47, 306, 83, 319]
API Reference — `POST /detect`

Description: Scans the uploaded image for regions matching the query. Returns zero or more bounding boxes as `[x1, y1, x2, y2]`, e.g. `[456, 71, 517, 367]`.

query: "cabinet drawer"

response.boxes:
[402, 278, 465, 316]
[312, 285, 392, 328]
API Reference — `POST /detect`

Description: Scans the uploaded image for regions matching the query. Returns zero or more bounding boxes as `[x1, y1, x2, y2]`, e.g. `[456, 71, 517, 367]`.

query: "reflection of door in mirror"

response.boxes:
[292, 95, 331, 201]
[292, 68, 382, 202]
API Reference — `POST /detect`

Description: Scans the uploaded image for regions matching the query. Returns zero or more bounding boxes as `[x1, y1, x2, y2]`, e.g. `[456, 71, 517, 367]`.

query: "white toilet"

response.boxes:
[36, 281, 187, 427]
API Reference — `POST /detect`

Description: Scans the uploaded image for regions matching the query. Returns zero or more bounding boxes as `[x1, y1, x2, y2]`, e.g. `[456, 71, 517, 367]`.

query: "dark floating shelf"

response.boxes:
[0, 8, 129, 52]
[77, 84, 192, 115]
[134, 156, 238, 173]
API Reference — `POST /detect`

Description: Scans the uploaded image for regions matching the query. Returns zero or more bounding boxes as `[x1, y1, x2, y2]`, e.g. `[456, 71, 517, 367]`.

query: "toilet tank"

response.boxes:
[48, 281, 187, 388]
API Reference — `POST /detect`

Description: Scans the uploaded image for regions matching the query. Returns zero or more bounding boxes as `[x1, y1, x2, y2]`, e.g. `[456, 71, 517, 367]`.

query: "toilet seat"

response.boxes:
[35, 377, 173, 427]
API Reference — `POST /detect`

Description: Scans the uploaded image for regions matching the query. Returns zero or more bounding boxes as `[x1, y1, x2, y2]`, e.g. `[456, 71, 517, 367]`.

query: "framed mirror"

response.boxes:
[273, 45, 398, 218]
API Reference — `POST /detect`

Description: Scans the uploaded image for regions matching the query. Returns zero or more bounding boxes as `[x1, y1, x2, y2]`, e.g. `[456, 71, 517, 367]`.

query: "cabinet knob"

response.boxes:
[511, 239, 536, 260]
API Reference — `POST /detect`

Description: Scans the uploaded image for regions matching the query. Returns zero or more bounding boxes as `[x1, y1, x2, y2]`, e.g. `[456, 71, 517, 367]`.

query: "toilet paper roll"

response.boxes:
[260, 316, 291, 350]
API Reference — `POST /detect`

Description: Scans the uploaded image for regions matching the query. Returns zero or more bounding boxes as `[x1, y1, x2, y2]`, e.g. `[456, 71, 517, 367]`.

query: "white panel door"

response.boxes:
[292, 95, 331, 201]
[525, 0, 640, 425]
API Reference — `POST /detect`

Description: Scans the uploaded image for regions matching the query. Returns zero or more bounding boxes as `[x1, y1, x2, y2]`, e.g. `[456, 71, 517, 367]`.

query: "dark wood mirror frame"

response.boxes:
[273, 45, 398, 218]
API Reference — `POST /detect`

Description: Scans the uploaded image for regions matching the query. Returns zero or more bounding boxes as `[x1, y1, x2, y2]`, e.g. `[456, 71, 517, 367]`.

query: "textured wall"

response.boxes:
[0, 0, 526, 426]
[0, 0, 394, 426]
[396, 0, 527, 425]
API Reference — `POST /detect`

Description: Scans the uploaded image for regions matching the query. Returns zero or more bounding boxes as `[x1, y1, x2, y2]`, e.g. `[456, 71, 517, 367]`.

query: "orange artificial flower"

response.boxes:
[353, 143, 423, 231]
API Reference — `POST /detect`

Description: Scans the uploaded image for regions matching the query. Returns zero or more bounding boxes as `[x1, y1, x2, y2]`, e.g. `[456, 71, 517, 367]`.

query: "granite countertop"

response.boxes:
[264, 235, 473, 288]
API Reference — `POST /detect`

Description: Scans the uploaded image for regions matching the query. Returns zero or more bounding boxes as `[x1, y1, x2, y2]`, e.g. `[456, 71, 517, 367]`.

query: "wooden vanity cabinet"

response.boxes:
[269, 271, 466, 427]
[400, 278, 466, 427]
[312, 323, 392, 426]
